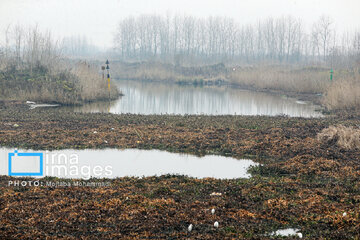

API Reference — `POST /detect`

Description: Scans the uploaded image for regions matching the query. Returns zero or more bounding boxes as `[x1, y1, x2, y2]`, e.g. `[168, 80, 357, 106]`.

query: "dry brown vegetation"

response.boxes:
[0, 62, 120, 104]
[0, 25, 120, 104]
[317, 125, 360, 149]
[228, 65, 330, 94]
[70, 62, 120, 102]
[322, 67, 360, 110]
[115, 61, 180, 81]
[111, 61, 227, 84]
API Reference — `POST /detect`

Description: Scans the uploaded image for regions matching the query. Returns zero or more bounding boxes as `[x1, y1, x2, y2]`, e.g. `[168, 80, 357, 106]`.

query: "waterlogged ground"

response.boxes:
[0, 103, 360, 239]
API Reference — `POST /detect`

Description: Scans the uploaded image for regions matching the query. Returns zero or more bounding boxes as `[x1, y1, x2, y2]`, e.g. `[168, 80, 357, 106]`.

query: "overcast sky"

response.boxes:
[0, 0, 359, 48]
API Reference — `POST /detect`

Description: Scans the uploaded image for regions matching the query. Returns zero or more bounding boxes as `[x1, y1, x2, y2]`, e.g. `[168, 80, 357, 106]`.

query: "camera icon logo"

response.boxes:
[8, 150, 43, 176]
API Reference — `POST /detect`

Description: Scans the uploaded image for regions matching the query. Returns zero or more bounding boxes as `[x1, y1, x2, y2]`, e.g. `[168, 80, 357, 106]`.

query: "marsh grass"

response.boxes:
[111, 61, 227, 83]
[317, 125, 360, 150]
[322, 67, 360, 110]
[228, 65, 330, 94]
[0, 25, 120, 105]
[71, 62, 120, 102]
[0, 63, 120, 104]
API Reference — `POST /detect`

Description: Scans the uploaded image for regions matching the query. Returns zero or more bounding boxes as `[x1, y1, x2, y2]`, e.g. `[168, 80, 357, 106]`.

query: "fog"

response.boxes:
[0, 0, 359, 48]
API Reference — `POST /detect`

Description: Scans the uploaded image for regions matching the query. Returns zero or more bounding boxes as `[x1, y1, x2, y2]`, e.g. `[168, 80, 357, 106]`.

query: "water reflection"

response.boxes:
[71, 100, 118, 113]
[72, 80, 323, 117]
[0, 148, 258, 179]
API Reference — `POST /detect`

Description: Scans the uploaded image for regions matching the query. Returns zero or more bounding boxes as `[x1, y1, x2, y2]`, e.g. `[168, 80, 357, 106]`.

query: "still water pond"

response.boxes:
[72, 80, 323, 117]
[0, 148, 258, 179]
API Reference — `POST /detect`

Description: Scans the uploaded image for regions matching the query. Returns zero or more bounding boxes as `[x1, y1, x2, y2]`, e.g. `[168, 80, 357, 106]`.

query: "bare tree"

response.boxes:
[314, 15, 333, 61]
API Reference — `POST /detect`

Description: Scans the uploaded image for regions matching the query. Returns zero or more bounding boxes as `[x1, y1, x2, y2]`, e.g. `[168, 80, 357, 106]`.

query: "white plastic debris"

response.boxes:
[29, 104, 59, 110]
[188, 224, 193, 232]
[26, 101, 36, 104]
[271, 228, 302, 238]
[13, 124, 19, 128]
[211, 209, 215, 215]
[343, 212, 347, 217]
[210, 192, 222, 196]
[214, 221, 219, 228]
[93, 131, 98, 134]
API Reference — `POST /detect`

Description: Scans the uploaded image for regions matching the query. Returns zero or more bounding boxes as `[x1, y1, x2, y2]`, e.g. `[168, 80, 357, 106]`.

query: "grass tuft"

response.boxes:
[317, 125, 360, 149]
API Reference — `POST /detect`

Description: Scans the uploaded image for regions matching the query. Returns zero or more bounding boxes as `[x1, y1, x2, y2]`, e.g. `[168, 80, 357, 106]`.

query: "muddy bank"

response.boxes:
[0, 104, 360, 239]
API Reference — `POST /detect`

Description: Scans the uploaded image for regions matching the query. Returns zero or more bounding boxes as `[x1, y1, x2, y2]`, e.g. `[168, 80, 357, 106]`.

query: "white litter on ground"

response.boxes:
[29, 104, 60, 109]
[187, 224, 193, 232]
[271, 228, 302, 238]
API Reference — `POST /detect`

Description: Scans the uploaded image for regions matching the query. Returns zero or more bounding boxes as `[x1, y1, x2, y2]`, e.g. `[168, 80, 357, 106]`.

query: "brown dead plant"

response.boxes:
[317, 125, 360, 150]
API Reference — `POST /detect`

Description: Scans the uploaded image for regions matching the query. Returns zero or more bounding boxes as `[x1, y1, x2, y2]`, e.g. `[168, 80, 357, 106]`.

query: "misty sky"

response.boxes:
[0, 0, 359, 48]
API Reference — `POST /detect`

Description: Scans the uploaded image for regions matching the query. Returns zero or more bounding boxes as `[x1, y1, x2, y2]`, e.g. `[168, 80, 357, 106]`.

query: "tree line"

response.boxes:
[0, 25, 102, 72]
[114, 14, 360, 66]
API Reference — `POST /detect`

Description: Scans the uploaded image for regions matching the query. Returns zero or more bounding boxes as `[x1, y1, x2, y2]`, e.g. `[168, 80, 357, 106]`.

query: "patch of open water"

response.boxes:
[0, 148, 258, 179]
[68, 80, 323, 117]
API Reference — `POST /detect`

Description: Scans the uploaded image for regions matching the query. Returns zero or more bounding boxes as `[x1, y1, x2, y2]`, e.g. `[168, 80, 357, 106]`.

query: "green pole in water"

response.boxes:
[330, 68, 333, 81]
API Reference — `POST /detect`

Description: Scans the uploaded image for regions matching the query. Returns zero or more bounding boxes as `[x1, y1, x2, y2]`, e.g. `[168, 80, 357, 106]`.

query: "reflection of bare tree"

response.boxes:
[74, 80, 323, 118]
